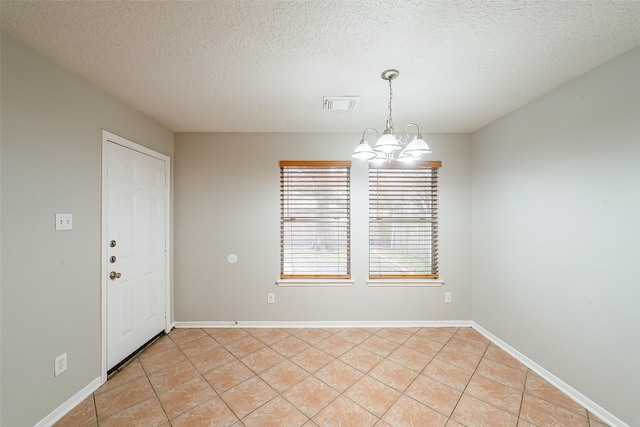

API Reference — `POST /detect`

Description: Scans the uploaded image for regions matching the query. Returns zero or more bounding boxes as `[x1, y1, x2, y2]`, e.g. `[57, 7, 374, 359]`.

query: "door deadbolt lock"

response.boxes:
[109, 271, 122, 280]
[110, 240, 117, 248]
[109, 256, 117, 263]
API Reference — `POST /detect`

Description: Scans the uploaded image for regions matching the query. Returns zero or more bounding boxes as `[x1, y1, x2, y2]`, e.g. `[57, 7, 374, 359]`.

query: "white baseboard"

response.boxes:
[174, 320, 472, 329]
[472, 322, 628, 427]
[35, 376, 102, 427]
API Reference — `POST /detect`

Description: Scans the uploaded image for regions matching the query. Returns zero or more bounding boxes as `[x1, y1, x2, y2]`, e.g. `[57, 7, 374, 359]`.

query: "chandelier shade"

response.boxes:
[374, 132, 401, 153]
[402, 135, 432, 156]
[352, 139, 377, 160]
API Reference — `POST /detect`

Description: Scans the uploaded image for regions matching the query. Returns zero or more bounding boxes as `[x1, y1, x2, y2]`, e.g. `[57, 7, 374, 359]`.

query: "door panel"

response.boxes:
[107, 141, 167, 370]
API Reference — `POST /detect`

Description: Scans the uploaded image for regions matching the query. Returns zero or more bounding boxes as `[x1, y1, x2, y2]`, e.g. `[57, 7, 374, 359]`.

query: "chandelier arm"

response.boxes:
[361, 127, 380, 142]
[401, 123, 420, 134]
[398, 123, 422, 146]
[397, 131, 411, 147]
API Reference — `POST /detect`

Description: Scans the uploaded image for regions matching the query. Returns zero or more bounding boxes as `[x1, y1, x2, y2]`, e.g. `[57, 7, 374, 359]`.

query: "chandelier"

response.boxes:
[352, 69, 431, 161]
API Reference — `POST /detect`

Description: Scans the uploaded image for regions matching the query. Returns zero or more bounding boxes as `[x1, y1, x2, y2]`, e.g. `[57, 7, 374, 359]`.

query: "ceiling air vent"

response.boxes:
[323, 96, 359, 111]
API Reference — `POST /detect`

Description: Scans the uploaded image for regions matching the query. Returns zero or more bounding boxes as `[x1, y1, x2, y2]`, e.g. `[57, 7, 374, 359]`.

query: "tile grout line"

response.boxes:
[324, 336, 387, 424]
[274, 328, 363, 425]
[518, 369, 533, 426]
[375, 330, 430, 425]
[369, 327, 459, 426]
[162, 332, 194, 424]
[519, 368, 593, 424]
[314, 328, 402, 424]
[193, 329, 266, 425]
[109, 328, 440, 426]
[302, 330, 366, 425]
[425, 327, 472, 424]
[289, 327, 384, 425]
[454, 345, 489, 419]
[84, 327, 605, 427]
[91, 393, 98, 427]
[206, 327, 312, 425]
[164, 329, 240, 424]
[292, 329, 362, 425]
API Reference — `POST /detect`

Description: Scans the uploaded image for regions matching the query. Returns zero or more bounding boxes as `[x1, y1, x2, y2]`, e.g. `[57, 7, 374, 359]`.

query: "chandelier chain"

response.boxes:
[387, 77, 394, 130]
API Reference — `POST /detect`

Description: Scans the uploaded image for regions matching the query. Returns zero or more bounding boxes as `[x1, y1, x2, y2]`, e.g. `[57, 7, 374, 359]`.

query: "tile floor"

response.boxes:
[54, 327, 609, 427]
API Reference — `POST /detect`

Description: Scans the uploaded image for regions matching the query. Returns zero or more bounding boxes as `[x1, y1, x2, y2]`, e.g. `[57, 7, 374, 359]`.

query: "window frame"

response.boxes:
[278, 161, 352, 282]
[367, 161, 442, 281]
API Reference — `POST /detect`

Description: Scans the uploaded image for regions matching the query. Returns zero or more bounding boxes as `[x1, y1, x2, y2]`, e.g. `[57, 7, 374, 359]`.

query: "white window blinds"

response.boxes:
[369, 161, 441, 279]
[280, 161, 351, 279]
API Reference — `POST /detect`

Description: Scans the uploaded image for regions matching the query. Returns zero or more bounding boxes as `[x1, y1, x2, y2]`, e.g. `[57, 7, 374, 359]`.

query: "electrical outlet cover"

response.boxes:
[55, 353, 67, 376]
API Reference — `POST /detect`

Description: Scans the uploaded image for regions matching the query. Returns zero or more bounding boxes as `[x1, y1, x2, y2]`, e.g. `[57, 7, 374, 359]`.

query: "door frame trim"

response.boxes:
[100, 130, 171, 382]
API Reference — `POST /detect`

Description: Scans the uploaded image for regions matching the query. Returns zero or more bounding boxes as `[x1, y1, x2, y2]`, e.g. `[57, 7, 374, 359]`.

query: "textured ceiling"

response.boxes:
[2, 1, 639, 133]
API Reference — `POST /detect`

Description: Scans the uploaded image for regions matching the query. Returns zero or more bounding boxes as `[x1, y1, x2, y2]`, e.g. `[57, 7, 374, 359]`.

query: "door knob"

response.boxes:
[109, 271, 122, 280]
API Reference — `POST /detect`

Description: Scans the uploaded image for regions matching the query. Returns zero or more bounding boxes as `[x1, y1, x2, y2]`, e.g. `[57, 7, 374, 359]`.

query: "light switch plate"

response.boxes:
[55, 214, 73, 230]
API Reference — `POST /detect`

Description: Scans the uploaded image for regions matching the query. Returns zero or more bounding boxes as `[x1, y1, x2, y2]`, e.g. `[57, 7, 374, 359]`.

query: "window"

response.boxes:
[369, 161, 441, 279]
[280, 161, 351, 279]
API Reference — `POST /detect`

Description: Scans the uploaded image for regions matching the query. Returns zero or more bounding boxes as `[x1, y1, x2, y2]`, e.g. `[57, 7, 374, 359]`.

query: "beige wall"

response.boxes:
[0, 34, 174, 426]
[472, 46, 640, 425]
[4, 26, 637, 427]
[174, 132, 472, 323]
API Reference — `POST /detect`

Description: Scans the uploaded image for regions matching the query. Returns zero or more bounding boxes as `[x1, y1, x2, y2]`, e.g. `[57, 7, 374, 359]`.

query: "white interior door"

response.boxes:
[105, 138, 168, 371]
